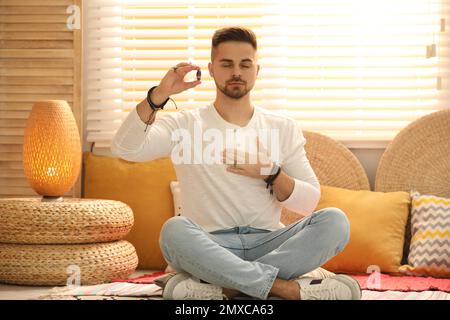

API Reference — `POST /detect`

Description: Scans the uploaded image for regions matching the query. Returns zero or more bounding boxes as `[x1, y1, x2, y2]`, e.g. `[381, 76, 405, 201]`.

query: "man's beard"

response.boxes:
[215, 78, 251, 100]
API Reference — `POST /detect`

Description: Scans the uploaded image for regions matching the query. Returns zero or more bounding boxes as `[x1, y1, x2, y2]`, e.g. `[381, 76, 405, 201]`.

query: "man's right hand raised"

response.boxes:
[151, 62, 202, 105]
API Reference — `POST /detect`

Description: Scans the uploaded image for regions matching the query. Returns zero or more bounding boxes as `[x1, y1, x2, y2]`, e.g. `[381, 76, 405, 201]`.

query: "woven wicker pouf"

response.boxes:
[0, 241, 138, 286]
[0, 198, 134, 244]
[0, 198, 138, 286]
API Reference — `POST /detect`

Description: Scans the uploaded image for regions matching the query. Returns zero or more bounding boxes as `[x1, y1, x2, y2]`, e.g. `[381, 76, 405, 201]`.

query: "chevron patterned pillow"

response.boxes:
[399, 191, 450, 278]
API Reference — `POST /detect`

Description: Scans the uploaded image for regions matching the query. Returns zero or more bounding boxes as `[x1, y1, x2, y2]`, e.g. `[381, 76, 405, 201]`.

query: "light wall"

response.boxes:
[350, 148, 385, 190]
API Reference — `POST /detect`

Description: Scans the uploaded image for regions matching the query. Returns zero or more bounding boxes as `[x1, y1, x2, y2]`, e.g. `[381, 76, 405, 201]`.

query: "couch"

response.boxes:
[83, 109, 450, 299]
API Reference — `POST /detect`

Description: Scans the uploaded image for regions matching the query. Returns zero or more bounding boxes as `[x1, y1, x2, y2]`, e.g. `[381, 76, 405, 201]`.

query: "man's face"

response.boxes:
[208, 41, 260, 100]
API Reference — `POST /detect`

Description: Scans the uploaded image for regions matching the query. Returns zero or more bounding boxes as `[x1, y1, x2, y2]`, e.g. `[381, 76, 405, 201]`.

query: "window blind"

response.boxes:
[85, 0, 449, 153]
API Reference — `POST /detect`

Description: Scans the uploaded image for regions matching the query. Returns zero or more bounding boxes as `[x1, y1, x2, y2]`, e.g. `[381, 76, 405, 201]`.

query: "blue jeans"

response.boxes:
[159, 207, 350, 300]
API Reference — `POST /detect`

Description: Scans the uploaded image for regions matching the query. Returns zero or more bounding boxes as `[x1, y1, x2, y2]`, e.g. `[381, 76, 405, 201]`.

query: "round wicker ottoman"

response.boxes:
[0, 241, 138, 286]
[0, 198, 138, 286]
[0, 198, 134, 244]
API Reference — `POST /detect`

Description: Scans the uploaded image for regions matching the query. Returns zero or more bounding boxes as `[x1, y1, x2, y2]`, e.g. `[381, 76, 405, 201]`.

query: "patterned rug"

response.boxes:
[35, 271, 450, 300]
[36, 282, 163, 300]
[351, 273, 450, 292]
[361, 290, 450, 300]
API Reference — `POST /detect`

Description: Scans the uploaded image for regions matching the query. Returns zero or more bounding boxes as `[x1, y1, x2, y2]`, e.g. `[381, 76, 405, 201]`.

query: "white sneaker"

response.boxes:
[296, 269, 361, 300]
[296, 267, 336, 280]
[296, 277, 356, 300]
[163, 272, 224, 300]
[331, 274, 362, 300]
[154, 272, 177, 288]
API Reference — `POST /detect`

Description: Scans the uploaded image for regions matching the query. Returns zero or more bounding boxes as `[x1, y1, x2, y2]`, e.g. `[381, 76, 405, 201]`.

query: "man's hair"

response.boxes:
[211, 27, 257, 59]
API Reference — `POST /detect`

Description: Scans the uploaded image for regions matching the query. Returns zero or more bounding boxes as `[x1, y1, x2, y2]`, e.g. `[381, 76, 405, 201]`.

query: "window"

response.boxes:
[85, 0, 449, 153]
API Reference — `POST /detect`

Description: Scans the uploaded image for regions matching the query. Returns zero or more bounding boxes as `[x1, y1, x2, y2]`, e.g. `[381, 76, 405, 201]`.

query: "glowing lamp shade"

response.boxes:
[22, 100, 81, 200]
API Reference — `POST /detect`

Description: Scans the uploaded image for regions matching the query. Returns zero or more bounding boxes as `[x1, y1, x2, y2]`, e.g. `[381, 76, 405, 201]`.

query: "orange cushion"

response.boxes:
[83, 152, 176, 270]
[317, 185, 410, 275]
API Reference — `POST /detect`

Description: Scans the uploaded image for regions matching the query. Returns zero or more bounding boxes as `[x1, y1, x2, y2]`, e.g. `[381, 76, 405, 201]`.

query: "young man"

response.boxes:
[111, 27, 361, 300]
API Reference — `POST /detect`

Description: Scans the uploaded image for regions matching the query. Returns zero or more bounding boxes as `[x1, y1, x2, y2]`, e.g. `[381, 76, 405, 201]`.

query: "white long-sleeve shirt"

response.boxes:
[111, 103, 320, 232]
